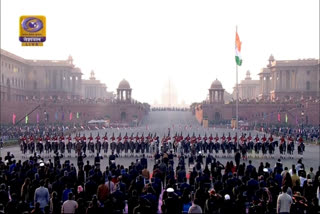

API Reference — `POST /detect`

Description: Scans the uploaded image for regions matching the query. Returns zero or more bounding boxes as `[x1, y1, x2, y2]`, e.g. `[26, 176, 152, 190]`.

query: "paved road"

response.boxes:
[1, 111, 319, 171]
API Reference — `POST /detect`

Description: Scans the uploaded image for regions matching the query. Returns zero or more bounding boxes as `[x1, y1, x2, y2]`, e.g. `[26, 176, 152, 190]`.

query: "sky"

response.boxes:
[1, 0, 319, 105]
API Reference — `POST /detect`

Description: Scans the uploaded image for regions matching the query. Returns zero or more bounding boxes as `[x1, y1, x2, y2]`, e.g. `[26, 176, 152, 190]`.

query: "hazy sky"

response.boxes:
[1, 0, 319, 105]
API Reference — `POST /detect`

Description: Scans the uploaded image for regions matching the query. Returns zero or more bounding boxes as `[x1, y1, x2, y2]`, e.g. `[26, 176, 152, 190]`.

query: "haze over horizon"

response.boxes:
[1, 0, 319, 105]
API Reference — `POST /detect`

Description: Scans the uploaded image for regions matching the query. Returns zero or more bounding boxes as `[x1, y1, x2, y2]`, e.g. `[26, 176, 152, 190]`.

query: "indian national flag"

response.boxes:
[235, 31, 242, 66]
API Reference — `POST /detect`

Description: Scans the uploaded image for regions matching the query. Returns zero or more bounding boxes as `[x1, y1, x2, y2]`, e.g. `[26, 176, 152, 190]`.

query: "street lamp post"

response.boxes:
[301, 110, 305, 134]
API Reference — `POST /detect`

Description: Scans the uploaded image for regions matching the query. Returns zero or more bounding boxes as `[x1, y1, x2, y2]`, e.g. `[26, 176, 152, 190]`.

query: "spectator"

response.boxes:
[307, 167, 315, 181]
[96, 178, 109, 203]
[21, 177, 31, 202]
[34, 180, 50, 210]
[276, 186, 292, 214]
[31, 202, 44, 214]
[86, 195, 102, 214]
[291, 169, 300, 188]
[61, 192, 78, 214]
[50, 191, 61, 214]
[188, 198, 203, 213]
[0, 184, 9, 207]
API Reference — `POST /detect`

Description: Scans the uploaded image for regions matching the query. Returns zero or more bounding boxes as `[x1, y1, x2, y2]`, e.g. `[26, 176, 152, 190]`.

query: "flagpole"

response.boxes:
[236, 64, 239, 129]
[236, 26, 239, 130]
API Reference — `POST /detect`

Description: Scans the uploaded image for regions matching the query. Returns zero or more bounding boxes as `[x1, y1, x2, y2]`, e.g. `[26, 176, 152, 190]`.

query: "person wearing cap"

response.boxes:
[277, 185, 292, 214]
[162, 188, 179, 214]
[291, 191, 308, 213]
[220, 193, 234, 214]
[205, 188, 222, 213]
[196, 152, 203, 165]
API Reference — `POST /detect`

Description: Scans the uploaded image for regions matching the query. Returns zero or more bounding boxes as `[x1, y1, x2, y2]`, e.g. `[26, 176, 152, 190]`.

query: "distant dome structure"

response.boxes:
[268, 54, 275, 67]
[210, 79, 223, 89]
[245, 70, 251, 80]
[117, 79, 132, 102]
[269, 54, 275, 62]
[89, 70, 96, 80]
[209, 78, 224, 104]
[118, 79, 131, 89]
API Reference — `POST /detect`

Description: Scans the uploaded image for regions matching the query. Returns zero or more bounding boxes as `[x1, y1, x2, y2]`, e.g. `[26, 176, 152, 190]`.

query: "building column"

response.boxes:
[212, 91, 215, 102]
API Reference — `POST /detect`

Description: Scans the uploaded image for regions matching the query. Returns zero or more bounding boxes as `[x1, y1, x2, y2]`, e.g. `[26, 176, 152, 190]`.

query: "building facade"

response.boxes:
[194, 79, 319, 127]
[1, 49, 83, 101]
[260, 55, 320, 100]
[0, 49, 148, 125]
[233, 55, 320, 101]
[82, 70, 110, 99]
[233, 70, 260, 100]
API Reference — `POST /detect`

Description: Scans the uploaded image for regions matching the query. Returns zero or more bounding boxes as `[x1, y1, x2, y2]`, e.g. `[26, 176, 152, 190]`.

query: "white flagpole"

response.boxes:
[236, 26, 239, 130]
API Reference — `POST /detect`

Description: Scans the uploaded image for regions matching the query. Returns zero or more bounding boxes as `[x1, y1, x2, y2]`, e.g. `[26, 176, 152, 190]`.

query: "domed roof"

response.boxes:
[245, 70, 251, 80]
[118, 79, 131, 89]
[269, 54, 275, 61]
[210, 79, 223, 89]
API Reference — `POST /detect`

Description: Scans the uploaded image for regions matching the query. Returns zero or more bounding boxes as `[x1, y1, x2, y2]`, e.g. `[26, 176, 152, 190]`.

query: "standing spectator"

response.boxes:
[276, 186, 292, 214]
[97, 178, 109, 203]
[21, 177, 31, 202]
[86, 195, 102, 214]
[50, 191, 61, 214]
[234, 151, 241, 167]
[291, 169, 300, 188]
[31, 202, 44, 214]
[140, 154, 148, 169]
[62, 184, 72, 202]
[61, 192, 78, 214]
[141, 167, 150, 180]
[34, 180, 50, 210]
[307, 167, 315, 181]
[0, 184, 9, 207]
[188, 198, 203, 213]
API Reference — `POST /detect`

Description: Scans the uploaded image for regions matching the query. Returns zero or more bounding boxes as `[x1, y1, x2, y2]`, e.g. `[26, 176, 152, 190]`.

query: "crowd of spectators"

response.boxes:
[0, 149, 319, 214]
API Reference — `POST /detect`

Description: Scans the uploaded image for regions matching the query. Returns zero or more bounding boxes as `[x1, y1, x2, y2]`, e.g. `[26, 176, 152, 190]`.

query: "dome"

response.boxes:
[269, 54, 275, 61]
[71, 67, 82, 74]
[245, 70, 251, 80]
[118, 79, 131, 89]
[210, 79, 223, 89]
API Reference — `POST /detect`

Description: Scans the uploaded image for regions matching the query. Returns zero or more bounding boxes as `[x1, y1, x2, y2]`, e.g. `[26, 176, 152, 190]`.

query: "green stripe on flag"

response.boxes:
[235, 56, 242, 66]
